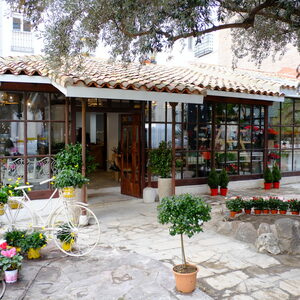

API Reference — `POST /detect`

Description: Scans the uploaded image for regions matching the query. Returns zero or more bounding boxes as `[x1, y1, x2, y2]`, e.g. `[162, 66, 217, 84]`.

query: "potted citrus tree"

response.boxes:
[158, 194, 211, 293]
[0, 244, 23, 283]
[263, 167, 273, 190]
[148, 141, 173, 200]
[207, 168, 219, 196]
[219, 169, 229, 196]
[272, 163, 281, 189]
[24, 232, 47, 259]
[0, 189, 8, 215]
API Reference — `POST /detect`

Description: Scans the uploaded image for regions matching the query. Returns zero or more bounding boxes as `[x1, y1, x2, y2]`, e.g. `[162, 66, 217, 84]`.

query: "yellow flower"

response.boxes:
[8, 185, 12, 188]
[39, 233, 43, 239]
[75, 164, 78, 168]
[8, 178, 12, 182]
[26, 182, 30, 185]
[71, 232, 75, 237]
[50, 182, 54, 185]
[8, 190, 13, 195]
[22, 235, 24, 237]
[28, 188, 32, 192]
[52, 176, 56, 179]
[17, 177, 21, 180]
[41, 226, 45, 230]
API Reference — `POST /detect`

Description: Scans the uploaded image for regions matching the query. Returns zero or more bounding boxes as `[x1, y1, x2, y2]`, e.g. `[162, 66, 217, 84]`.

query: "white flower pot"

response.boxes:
[158, 178, 173, 201]
[4, 269, 18, 283]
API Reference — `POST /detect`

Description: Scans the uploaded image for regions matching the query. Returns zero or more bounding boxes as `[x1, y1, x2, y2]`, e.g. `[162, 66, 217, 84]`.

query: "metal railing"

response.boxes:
[11, 31, 34, 53]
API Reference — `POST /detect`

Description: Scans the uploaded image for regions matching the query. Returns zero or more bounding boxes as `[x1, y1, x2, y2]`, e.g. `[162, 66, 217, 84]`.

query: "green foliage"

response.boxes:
[263, 167, 273, 183]
[53, 169, 89, 189]
[23, 232, 47, 251]
[225, 197, 243, 212]
[0, 249, 23, 271]
[4, 230, 27, 249]
[272, 163, 281, 182]
[268, 197, 281, 210]
[252, 197, 265, 210]
[148, 141, 172, 178]
[1, 179, 23, 197]
[288, 199, 300, 211]
[242, 200, 253, 210]
[56, 223, 75, 243]
[0, 189, 8, 204]
[207, 168, 219, 189]
[278, 201, 289, 211]
[55, 143, 96, 174]
[219, 169, 229, 188]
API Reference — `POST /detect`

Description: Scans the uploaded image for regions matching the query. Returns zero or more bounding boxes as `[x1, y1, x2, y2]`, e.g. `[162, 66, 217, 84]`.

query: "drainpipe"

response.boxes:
[170, 102, 178, 195]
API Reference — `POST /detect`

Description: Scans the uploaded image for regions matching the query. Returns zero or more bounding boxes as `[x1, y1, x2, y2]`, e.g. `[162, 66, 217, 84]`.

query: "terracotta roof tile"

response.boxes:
[0, 55, 297, 97]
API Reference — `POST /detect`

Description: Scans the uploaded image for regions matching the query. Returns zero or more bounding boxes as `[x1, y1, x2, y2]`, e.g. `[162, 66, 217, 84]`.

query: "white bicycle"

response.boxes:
[2, 178, 100, 257]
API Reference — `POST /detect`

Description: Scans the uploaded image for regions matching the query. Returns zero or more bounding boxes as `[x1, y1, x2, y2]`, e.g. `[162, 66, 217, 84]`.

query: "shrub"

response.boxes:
[226, 197, 243, 212]
[288, 199, 300, 211]
[272, 163, 281, 182]
[23, 232, 47, 251]
[243, 200, 253, 210]
[252, 197, 265, 210]
[268, 197, 280, 210]
[219, 169, 229, 188]
[157, 194, 211, 266]
[4, 230, 27, 251]
[207, 169, 219, 189]
[278, 201, 289, 211]
[0, 190, 8, 204]
[53, 169, 89, 189]
[263, 167, 273, 183]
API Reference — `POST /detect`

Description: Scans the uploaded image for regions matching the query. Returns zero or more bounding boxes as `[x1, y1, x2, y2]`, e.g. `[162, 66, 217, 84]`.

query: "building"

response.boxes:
[0, 0, 41, 57]
[0, 55, 299, 200]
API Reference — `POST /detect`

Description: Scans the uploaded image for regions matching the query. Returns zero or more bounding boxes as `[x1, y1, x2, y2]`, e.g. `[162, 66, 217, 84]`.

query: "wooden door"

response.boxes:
[120, 114, 141, 197]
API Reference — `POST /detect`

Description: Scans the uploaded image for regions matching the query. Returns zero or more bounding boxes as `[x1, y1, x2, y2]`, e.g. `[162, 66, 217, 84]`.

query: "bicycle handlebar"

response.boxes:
[14, 185, 33, 190]
[40, 178, 55, 185]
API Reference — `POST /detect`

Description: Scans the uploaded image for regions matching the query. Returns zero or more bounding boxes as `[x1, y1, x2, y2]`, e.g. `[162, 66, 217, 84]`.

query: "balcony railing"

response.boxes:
[11, 31, 34, 53]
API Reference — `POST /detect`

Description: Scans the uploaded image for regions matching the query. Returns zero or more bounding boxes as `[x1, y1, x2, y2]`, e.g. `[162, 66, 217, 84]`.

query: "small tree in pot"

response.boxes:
[272, 163, 281, 189]
[148, 141, 172, 200]
[263, 167, 273, 190]
[219, 169, 229, 196]
[207, 168, 219, 196]
[158, 194, 211, 293]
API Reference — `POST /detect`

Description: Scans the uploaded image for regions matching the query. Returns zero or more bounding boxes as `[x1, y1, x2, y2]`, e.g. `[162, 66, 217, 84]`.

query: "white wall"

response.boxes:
[106, 113, 120, 168]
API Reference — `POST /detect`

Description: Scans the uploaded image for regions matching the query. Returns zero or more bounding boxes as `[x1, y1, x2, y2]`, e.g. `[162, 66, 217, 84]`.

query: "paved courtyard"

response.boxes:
[2, 182, 300, 299]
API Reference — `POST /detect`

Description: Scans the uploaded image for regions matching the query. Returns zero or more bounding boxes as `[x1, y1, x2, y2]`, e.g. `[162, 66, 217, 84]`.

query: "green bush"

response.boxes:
[158, 194, 211, 265]
[268, 197, 280, 210]
[252, 197, 265, 210]
[0, 190, 8, 204]
[23, 232, 47, 251]
[219, 169, 229, 188]
[272, 163, 281, 182]
[207, 169, 219, 189]
[4, 230, 27, 250]
[54, 169, 89, 189]
[288, 199, 300, 211]
[243, 200, 253, 210]
[278, 201, 289, 211]
[263, 167, 273, 183]
[225, 197, 243, 212]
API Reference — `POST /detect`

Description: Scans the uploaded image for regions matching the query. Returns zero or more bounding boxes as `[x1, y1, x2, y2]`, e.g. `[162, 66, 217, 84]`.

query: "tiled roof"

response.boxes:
[0, 55, 298, 97]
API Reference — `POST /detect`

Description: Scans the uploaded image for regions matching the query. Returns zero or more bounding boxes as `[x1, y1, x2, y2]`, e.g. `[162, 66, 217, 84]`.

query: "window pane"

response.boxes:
[268, 102, 280, 126]
[252, 152, 263, 174]
[215, 103, 226, 123]
[27, 122, 49, 155]
[186, 123, 197, 150]
[151, 124, 165, 148]
[227, 104, 239, 123]
[0, 122, 24, 156]
[295, 101, 300, 125]
[281, 99, 293, 125]
[281, 127, 293, 149]
[239, 151, 251, 175]
[13, 18, 21, 30]
[0, 92, 24, 120]
[198, 124, 212, 150]
[294, 127, 300, 147]
[293, 150, 300, 171]
[215, 125, 226, 151]
[0, 157, 24, 184]
[151, 101, 165, 122]
[267, 150, 280, 166]
[184, 104, 197, 123]
[226, 125, 238, 150]
[27, 157, 53, 188]
[166, 124, 182, 148]
[240, 105, 251, 124]
[254, 106, 264, 126]
[267, 127, 280, 149]
[281, 151, 293, 172]
[27, 93, 50, 120]
[253, 126, 264, 149]
[51, 123, 65, 154]
[240, 126, 252, 150]
[23, 20, 31, 32]
[198, 103, 212, 123]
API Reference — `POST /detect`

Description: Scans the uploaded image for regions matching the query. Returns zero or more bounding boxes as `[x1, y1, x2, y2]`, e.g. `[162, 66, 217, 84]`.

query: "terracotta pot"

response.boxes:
[263, 209, 269, 214]
[270, 209, 278, 214]
[210, 188, 218, 196]
[220, 188, 228, 196]
[230, 211, 237, 218]
[4, 269, 18, 283]
[291, 211, 299, 215]
[244, 209, 251, 214]
[254, 209, 261, 215]
[279, 210, 287, 215]
[273, 182, 280, 189]
[158, 178, 172, 201]
[173, 264, 198, 293]
[264, 183, 272, 190]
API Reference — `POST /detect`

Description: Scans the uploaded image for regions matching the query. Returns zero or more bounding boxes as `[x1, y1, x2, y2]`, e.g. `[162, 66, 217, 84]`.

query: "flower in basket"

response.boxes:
[0, 190, 8, 205]
[0, 247, 23, 271]
[225, 197, 243, 212]
[24, 232, 47, 259]
[56, 223, 76, 251]
[288, 199, 300, 212]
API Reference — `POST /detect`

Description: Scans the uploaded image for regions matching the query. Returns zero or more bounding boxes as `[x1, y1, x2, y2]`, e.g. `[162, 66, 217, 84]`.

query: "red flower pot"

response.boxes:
[279, 210, 287, 215]
[210, 188, 218, 196]
[230, 211, 237, 218]
[263, 209, 269, 214]
[220, 188, 228, 196]
[291, 211, 299, 215]
[264, 183, 272, 190]
[271, 209, 278, 214]
[244, 209, 251, 214]
[254, 209, 261, 215]
[273, 182, 280, 189]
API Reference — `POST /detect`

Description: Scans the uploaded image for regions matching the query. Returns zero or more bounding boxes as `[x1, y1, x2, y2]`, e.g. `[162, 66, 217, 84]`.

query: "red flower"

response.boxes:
[0, 242, 8, 250]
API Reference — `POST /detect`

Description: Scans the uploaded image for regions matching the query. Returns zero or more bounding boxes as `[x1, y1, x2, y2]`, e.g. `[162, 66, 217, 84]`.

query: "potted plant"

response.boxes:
[4, 230, 27, 253]
[148, 141, 173, 200]
[225, 197, 243, 218]
[242, 200, 253, 214]
[24, 232, 47, 259]
[207, 168, 219, 196]
[262, 199, 270, 214]
[272, 163, 281, 189]
[0, 189, 8, 215]
[252, 197, 264, 214]
[56, 223, 76, 252]
[263, 167, 273, 190]
[0, 244, 23, 283]
[2, 178, 26, 209]
[219, 169, 229, 196]
[278, 201, 288, 215]
[268, 197, 280, 214]
[157, 194, 211, 293]
[288, 199, 300, 215]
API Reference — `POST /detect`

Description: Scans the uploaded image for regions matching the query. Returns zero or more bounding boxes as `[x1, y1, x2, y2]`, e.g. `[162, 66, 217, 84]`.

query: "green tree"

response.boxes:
[6, 0, 300, 65]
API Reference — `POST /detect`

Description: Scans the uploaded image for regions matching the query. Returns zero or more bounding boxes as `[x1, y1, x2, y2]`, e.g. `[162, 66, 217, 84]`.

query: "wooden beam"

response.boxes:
[170, 102, 178, 195]
[81, 98, 87, 203]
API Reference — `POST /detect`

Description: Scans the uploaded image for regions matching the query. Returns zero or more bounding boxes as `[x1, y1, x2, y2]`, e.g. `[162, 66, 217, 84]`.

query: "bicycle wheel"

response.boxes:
[50, 203, 100, 257]
[3, 200, 37, 233]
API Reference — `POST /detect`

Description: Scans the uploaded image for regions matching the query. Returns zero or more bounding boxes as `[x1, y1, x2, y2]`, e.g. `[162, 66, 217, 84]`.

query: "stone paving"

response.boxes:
[2, 182, 300, 299]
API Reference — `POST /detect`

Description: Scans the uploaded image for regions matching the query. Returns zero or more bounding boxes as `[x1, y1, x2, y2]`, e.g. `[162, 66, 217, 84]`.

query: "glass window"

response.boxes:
[295, 101, 300, 125]
[281, 99, 294, 125]
[281, 127, 293, 149]
[240, 105, 251, 124]
[0, 92, 24, 120]
[0, 122, 24, 156]
[27, 93, 50, 120]
[0, 157, 24, 184]
[267, 127, 280, 149]
[281, 151, 293, 172]
[198, 103, 212, 123]
[252, 152, 263, 174]
[215, 103, 226, 123]
[215, 125, 226, 151]
[13, 18, 21, 31]
[293, 150, 300, 171]
[268, 102, 280, 126]
[294, 127, 300, 148]
[151, 124, 165, 148]
[23, 20, 31, 32]
[151, 101, 165, 122]
[198, 124, 211, 150]
[227, 104, 239, 123]
[27, 122, 49, 155]
[51, 123, 65, 154]
[185, 104, 197, 123]
[226, 125, 239, 150]
[239, 151, 251, 175]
